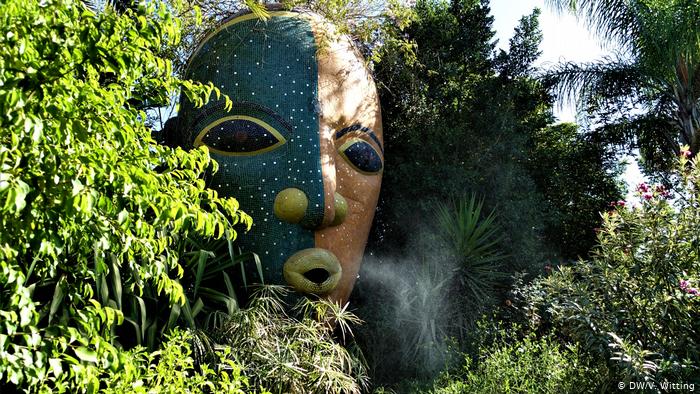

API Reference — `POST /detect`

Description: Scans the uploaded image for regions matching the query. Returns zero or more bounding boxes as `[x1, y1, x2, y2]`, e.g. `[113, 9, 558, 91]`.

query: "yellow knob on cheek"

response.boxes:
[274, 188, 308, 224]
[330, 192, 348, 226]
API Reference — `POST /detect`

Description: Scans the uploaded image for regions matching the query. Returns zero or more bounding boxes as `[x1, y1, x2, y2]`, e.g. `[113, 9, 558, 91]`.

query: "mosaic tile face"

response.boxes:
[175, 11, 384, 303]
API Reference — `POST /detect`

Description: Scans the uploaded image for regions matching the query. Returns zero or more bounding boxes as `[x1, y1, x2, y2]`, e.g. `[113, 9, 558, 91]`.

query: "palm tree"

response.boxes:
[544, 0, 700, 174]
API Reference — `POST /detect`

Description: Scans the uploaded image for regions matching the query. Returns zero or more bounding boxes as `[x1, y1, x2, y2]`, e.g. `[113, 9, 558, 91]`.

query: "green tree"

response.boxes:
[369, 0, 555, 271]
[0, 0, 252, 390]
[527, 123, 624, 260]
[356, 5, 626, 385]
[357, 1, 561, 386]
[546, 0, 700, 175]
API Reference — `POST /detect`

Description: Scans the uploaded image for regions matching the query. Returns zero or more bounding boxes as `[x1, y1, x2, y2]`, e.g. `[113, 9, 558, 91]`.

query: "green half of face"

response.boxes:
[177, 13, 325, 286]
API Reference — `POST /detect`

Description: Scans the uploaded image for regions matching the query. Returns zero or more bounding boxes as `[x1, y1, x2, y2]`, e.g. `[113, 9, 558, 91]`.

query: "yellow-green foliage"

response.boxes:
[101, 329, 253, 394]
[426, 332, 598, 394]
[0, 0, 252, 391]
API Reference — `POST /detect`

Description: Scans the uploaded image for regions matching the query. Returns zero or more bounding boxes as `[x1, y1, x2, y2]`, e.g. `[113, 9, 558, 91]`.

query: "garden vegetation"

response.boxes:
[0, 0, 366, 392]
[1, 0, 699, 392]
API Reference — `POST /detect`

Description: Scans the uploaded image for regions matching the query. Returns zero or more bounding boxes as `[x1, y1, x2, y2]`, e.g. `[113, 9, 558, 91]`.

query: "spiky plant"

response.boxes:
[199, 286, 369, 394]
[352, 195, 508, 385]
[435, 194, 507, 313]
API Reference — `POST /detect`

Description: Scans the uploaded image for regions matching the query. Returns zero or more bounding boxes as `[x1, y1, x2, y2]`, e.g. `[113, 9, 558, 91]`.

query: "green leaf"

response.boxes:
[10, 179, 30, 212]
[135, 295, 147, 343]
[194, 250, 207, 297]
[191, 297, 204, 318]
[110, 257, 122, 310]
[165, 302, 181, 332]
[48, 358, 63, 377]
[74, 347, 98, 363]
[49, 277, 65, 324]
[71, 179, 84, 196]
[123, 317, 142, 345]
[181, 299, 195, 328]
[145, 321, 158, 351]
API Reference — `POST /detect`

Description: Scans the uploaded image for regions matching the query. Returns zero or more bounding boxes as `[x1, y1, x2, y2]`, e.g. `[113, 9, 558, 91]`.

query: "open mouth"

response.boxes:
[283, 248, 342, 295]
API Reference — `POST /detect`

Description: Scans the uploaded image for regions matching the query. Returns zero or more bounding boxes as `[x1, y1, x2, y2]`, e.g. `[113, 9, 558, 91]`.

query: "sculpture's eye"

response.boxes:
[338, 137, 383, 174]
[194, 115, 286, 155]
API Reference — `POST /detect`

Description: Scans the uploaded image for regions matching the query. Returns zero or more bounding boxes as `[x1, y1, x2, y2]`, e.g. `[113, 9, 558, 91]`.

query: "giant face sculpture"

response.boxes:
[174, 10, 383, 303]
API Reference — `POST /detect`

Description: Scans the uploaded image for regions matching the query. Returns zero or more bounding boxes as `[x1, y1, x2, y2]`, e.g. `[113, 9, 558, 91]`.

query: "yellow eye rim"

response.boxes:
[338, 137, 384, 175]
[194, 115, 287, 156]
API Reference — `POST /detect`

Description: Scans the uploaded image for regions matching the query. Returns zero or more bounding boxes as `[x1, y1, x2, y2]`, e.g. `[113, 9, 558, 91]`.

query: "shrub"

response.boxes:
[0, 0, 251, 390]
[425, 330, 601, 394]
[100, 329, 251, 394]
[517, 149, 700, 384]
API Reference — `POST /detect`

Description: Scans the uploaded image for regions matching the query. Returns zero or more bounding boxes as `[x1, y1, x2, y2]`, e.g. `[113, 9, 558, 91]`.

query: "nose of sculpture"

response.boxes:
[274, 188, 348, 229]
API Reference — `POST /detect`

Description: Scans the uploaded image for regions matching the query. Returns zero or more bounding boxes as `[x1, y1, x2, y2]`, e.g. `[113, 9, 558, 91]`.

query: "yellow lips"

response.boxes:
[283, 248, 342, 295]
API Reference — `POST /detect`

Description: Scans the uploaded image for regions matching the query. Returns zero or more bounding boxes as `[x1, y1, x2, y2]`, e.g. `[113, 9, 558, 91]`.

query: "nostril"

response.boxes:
[303, 268, 330, 284]
[330, 192, 348, 227]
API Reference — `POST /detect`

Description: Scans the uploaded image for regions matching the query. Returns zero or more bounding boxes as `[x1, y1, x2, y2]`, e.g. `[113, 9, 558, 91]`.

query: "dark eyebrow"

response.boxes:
[334, 124, 384, 154]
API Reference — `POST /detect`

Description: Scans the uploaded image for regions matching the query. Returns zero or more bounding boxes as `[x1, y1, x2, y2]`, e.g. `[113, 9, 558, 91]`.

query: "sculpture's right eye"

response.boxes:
[194, 115, 286, 156]
[338, 138, 383, 174]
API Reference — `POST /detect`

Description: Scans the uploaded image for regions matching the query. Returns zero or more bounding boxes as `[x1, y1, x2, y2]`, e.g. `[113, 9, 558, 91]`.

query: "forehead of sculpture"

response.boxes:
[185, 8, 382, 143]
[316, 32, 383, 143]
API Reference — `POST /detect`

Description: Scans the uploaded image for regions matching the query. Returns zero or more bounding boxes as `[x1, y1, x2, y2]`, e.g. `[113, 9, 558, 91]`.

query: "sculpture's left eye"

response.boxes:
[194, 115, 286, 156]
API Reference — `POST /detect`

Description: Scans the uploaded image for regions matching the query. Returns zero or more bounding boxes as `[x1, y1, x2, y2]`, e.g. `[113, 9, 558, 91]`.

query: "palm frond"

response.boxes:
[542, 56, 646, 112]
[545, 0, 646, 49]
[591, 111, 679, 175]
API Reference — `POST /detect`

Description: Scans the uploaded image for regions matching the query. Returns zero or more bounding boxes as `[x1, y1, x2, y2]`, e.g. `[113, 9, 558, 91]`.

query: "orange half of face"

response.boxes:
[313, 21, 384, 303]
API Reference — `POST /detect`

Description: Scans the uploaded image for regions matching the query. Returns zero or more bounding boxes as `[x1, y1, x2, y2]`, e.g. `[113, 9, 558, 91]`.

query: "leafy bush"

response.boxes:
[100, 329, 251, 394]
[100, 286, 368, 394]
[424, 330, 601, 394]
[517, 149, 700, 384]
[110, 236, 262, 352]
[0, 0, 253, 390]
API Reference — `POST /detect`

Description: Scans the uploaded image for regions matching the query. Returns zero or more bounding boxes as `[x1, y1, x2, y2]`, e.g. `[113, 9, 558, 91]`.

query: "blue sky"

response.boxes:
[490, 0, 644, 196]
[491, 0, 608, 122]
